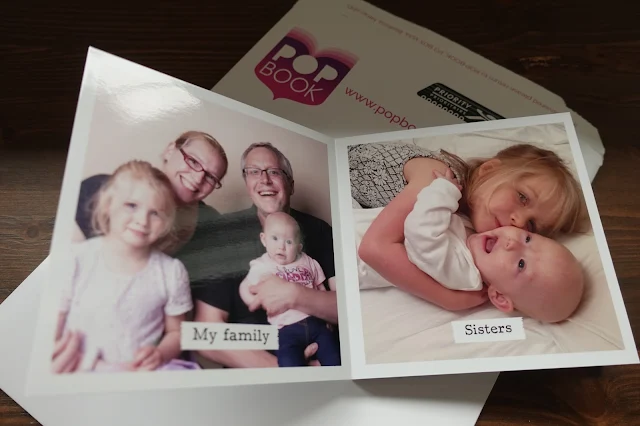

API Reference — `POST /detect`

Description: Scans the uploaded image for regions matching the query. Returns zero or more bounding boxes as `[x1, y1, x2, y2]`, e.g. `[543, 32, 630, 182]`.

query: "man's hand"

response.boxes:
[130, 346, 163, 371]
[51, 330, 83, 374]
[304, 343, 321, 367]
[247, 274, 299, 316]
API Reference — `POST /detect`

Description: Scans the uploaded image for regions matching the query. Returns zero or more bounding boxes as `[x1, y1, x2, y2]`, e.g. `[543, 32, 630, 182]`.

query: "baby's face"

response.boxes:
[261, 215, 301, 265]
[467, 225, 581, 322]
[467, 226, 563, 296]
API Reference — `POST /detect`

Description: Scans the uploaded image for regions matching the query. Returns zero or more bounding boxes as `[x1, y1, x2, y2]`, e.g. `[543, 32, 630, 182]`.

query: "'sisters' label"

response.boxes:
[451, 317, 525, 344]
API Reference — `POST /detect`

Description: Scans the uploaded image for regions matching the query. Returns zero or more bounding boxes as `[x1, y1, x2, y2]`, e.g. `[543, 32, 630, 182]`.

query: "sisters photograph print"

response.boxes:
[344, 123, 627, 366]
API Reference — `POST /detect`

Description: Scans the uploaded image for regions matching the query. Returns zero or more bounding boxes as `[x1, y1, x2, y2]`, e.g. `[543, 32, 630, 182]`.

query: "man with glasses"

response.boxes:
[188, 142, 338, 368]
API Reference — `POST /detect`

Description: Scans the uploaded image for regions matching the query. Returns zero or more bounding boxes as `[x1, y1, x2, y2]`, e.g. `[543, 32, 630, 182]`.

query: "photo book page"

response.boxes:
[26, 48, 638, 396]
[27, 48, 349, 394]
[334, 118, 638, 379]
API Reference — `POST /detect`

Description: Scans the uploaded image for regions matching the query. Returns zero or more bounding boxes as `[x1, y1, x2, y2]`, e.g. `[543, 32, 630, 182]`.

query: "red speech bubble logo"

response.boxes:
[255, 28, 358, 106]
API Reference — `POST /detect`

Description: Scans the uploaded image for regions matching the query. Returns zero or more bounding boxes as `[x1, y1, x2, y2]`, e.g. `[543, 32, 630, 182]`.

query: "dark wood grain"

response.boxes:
[1, 1, 639, 424]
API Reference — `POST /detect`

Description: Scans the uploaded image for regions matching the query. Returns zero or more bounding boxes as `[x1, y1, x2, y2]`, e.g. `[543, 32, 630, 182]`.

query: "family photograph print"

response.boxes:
[38, 51, 342, 384]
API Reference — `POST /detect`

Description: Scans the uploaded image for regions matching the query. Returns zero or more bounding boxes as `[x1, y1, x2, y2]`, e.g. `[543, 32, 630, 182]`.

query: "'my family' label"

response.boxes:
[181, 322, 279, 350]
[451, 317, 525, 343]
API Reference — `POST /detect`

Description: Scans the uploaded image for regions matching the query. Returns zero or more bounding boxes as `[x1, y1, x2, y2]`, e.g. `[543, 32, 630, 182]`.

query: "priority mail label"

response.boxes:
[417, 83, 505, 123]
[451, 317, 525, 343]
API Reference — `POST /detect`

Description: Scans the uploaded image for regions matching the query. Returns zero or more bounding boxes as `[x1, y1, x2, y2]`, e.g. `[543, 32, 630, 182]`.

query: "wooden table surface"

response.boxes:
[1, 1, 639, 424]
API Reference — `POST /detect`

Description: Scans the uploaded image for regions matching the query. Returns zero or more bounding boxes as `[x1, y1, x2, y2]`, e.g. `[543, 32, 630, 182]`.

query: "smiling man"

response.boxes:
[183, 142, 338, 369]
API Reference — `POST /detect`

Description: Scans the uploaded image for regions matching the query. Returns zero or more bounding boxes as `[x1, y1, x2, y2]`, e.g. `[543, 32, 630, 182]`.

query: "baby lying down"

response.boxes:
[404, 170, 585, 324]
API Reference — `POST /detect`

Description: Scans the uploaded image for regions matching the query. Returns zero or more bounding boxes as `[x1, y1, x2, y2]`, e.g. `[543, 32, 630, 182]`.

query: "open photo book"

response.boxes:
[27, 48, 638, 395]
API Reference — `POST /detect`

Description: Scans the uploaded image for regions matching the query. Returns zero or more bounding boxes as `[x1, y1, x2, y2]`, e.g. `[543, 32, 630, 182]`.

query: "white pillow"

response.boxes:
[409, 123, 580, 178]
[546, 230, 624, 351]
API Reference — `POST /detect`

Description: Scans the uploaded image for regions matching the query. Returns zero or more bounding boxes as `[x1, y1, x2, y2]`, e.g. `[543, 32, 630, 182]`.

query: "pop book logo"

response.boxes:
[255, 28, 358, 106]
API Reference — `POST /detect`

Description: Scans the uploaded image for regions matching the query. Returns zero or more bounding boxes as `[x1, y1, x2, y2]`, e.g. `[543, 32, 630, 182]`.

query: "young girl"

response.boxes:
[349, 142, 587, 312]
[54, 160, 197, 373]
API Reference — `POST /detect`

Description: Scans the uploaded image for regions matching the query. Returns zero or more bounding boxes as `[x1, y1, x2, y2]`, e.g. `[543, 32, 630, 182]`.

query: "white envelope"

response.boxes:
[0, 258, 497, 426]
[212, 0, 605, 182]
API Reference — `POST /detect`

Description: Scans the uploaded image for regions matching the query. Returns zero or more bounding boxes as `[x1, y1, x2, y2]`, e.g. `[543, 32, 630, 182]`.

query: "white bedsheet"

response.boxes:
[355, 209, 623, 363]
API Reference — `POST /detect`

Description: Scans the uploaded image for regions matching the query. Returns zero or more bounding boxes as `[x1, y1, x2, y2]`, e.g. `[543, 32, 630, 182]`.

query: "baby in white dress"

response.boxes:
[404, 169, 585, 323]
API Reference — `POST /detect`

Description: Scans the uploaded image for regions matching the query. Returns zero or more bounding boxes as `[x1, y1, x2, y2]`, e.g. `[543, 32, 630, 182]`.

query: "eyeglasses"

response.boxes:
[180, 149, 222, 189]
[243, 167, 289, 180]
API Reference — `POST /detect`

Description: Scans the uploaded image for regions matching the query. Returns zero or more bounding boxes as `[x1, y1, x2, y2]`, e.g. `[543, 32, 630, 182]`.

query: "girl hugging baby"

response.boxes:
[54, 161, 197, 373]
[239, 212, 341, 367]
[350, 142, 588, 322]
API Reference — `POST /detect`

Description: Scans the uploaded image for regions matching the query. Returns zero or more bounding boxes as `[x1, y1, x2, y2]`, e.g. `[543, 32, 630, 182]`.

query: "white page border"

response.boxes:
[334, 113, 638, 380]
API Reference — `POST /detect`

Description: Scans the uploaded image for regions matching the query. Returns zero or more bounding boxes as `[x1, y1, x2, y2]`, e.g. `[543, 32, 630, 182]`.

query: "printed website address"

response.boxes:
[344, 87, 417, 129]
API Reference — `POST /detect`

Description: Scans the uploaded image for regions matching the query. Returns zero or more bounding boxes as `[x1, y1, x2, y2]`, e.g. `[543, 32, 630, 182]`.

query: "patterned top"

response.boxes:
[348, 142, 467, 208]
[59, 237, 193, 367]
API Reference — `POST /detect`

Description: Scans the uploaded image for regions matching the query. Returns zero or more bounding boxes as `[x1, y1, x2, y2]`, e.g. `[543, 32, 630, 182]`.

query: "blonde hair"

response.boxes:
[171, 130, 229, 180]
[90, 160, 178, 247]
[264, 211, 303, 244]
[463, 144, 587, 237]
